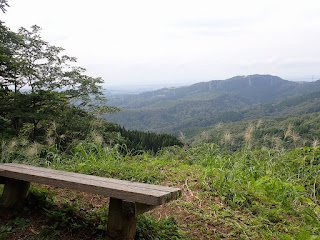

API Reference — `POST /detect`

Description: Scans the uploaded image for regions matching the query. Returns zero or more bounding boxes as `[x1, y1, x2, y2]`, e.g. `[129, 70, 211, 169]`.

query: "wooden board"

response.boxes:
[0, 163, 181, 205]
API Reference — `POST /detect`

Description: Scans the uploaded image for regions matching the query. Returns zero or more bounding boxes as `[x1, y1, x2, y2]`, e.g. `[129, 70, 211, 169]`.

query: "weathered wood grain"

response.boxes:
[106, 198, 137, 240]
[135, 202, 157, 217]
[4, 163, 178, 192]
[0, 163, 181, 206]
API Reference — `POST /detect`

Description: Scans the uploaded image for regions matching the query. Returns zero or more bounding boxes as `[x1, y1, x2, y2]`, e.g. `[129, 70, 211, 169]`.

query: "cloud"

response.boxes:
[175, 18, 257, 36]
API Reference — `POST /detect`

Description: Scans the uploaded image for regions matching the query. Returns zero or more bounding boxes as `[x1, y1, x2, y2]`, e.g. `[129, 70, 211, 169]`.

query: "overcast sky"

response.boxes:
[2, 0, 320, 87]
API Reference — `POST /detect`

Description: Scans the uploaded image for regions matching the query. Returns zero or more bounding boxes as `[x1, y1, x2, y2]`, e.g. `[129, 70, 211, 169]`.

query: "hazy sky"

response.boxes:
[2, 0, 320, 87]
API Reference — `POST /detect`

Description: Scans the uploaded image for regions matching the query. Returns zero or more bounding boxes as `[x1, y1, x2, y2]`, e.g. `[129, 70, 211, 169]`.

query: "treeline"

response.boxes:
[0, 98, 182, 155]
[104, 124, 183, 153]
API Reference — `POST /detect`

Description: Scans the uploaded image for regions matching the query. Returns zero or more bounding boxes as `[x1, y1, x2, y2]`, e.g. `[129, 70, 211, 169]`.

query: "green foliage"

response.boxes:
[0, 0, 8, 13]
[136, 215, 185, 240]
[0, 23, 117, 142]
[191, 113, 320, 151]
[115, 128, 183, 154]
[1, 138, 320, 239]
[105, 93, 252, 132]
[0, 21, 22, 81]
[0, 187, 102, 239]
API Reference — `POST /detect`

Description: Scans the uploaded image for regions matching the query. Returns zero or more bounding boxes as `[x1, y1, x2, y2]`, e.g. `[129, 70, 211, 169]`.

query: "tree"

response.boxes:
[0, 22, 22, 80]
[0, 21, 24, 133]
[0, 0, 9, 13]
[0, 24, 118, 140]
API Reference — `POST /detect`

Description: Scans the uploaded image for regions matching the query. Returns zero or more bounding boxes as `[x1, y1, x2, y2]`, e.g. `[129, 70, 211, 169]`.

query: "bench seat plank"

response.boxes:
[0, 163, 181, 206]
[5, 163, 175, 192]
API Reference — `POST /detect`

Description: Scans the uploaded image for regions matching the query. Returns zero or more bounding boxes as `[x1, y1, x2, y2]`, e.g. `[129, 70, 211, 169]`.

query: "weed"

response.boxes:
[136, 214, 185, 240]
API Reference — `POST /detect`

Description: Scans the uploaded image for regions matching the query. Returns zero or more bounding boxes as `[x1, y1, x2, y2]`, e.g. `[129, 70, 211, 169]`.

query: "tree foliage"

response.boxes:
[0, 24, 118, 141]
[0, 0, 9, 13]
[0, 21, 21, 79]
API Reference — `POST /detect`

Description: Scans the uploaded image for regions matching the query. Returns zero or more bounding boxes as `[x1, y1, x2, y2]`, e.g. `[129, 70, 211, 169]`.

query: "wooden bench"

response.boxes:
[0, 163, 181, 240]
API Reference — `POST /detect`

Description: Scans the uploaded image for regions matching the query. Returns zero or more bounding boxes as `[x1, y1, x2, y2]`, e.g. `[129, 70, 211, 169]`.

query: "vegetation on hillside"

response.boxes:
[189, 112, 320, 150]
[105, 75, 320, 133]
[107, 75, 311, 109]
[106, 88, 320, 142]
[1, 137, 319, 239]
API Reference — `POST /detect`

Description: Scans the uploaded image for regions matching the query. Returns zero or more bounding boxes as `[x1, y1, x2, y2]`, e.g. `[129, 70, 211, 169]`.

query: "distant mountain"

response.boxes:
[107, 75, 311, 107]
[104, 75, 320, 135]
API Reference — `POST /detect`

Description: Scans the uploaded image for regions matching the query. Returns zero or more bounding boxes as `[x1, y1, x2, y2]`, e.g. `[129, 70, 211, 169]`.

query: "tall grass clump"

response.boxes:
[168, 143, 319, 225]
[161, 143, 319, 238]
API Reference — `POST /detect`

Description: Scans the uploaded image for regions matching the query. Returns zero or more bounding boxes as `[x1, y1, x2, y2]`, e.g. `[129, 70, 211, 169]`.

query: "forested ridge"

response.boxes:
[105, 76, 320, 142]
[168, 90, 320, 141]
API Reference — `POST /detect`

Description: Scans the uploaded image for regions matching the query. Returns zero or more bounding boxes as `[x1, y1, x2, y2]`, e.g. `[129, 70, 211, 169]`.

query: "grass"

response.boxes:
[1, 137, 320, 239]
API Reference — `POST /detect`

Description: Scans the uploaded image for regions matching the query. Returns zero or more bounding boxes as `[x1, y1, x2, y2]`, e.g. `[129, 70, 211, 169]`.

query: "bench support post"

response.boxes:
[1, 178, 30, 208]
[0, 176, 6, 184]
[107, 198, 137, 240]
[106, 198, 158, 240]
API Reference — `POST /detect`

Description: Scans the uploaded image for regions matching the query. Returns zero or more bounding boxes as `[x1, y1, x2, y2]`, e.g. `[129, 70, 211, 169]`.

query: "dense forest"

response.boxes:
[1, 1, 320, 239]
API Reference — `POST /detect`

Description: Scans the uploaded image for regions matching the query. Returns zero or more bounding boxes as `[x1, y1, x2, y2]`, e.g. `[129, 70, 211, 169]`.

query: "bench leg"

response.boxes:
[0, 176, 6, 184]
[1, 178, 30, 208]
[107, 198, 137, 240]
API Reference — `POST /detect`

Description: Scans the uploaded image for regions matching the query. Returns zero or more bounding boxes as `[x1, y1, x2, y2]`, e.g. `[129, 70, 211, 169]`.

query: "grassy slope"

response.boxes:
[190, 112, 320, 151]
[1, 139, 320, 239]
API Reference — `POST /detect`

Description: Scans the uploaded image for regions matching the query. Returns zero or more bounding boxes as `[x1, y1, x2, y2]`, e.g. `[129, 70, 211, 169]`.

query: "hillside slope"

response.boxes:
[163, 90, 320, 137]
[190, 111, 320, 149]
[1, 139, 319, 239]
[105, 75, 320, 134]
